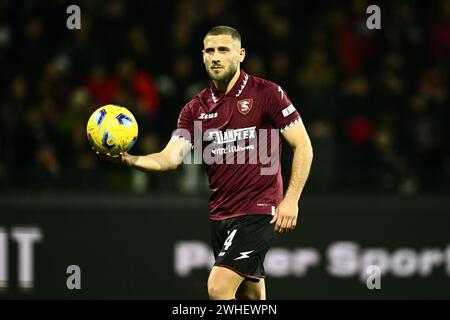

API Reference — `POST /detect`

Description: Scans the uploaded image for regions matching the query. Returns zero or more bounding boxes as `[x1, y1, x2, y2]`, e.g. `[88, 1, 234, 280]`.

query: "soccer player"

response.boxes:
[103, 26, 313, 300]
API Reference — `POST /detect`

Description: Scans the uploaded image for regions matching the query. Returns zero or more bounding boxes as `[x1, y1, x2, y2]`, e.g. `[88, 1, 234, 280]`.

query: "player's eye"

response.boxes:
[205, 48, 214, 53]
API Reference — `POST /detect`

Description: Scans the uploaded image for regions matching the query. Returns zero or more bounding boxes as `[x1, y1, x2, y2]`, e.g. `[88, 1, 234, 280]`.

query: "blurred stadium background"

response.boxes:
[1, 0, 449, 299]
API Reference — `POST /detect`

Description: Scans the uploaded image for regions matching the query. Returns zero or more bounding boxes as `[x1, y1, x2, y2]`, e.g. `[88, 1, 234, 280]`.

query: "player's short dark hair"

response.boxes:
[204, 26, 241, 43]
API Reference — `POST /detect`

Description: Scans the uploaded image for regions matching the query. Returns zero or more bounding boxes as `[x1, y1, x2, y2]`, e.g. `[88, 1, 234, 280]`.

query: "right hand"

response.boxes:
[94, 149, 135, 167]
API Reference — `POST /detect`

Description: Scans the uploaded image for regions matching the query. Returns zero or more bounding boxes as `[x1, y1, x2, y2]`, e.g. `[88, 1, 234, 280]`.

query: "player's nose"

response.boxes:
[212, 51, 220, 63]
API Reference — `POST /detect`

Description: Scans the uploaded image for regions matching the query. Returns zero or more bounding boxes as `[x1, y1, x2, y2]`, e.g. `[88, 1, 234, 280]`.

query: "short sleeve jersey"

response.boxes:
[173, 71, 301, 220]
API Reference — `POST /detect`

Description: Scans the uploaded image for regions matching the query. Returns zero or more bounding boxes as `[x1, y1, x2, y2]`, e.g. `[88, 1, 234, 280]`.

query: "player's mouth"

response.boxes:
[211, 65, 223, 70]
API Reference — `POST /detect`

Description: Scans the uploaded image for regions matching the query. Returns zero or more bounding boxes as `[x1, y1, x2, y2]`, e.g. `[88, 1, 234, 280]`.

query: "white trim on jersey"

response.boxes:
[282, 104, 296, 117]
[280, 117, 302, 133]
[235, 73, 249, 97]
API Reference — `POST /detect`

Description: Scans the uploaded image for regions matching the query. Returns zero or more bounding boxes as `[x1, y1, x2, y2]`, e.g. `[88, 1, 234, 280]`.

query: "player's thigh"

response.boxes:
[236, 278, 266, 300]
[208, 266, 245, 299]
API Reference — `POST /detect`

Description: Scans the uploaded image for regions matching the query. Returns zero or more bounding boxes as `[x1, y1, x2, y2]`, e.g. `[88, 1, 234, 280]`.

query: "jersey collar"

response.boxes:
[210, 70, 249, 103]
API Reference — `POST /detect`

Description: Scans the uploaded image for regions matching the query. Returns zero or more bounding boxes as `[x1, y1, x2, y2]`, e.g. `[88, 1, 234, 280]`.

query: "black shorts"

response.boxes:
[210, 214, 275, 282]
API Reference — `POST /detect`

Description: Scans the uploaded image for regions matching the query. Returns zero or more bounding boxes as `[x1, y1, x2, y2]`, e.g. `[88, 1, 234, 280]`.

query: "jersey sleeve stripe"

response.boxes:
[280, 116, 302, 133]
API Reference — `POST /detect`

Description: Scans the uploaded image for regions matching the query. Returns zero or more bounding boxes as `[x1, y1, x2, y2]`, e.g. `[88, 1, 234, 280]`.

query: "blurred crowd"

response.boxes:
[0, 0, 449, 195]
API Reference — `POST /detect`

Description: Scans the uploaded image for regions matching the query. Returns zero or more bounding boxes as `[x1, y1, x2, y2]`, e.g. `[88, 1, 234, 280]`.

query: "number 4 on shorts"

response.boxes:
[223, 229, 237, 250]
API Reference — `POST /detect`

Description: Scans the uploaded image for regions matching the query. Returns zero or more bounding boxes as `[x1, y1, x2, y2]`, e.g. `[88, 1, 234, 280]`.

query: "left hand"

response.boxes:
[270, 199, 298, 234]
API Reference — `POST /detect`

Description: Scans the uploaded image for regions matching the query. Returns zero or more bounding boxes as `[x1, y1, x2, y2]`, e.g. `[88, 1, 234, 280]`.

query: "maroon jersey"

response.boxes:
[173, 70, 301, 220]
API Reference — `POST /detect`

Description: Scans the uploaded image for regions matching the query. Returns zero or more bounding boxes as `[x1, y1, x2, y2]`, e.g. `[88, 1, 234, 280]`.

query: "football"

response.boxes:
[86, 104, 138, 156]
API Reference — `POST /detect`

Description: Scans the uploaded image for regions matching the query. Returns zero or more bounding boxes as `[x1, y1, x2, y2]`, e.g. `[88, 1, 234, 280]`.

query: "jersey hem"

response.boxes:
[209, 211, 273, 221]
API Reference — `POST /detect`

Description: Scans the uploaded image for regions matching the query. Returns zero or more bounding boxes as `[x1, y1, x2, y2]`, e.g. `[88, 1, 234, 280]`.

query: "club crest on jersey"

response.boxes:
[236, 99, 253, 115]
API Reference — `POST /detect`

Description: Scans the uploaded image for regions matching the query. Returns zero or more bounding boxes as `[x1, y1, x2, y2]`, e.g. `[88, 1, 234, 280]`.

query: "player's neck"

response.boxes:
[213, 68, 241, 94]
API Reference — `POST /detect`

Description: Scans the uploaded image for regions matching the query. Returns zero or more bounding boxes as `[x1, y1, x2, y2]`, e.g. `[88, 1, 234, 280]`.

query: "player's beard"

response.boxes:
[206, 61, 238, 82]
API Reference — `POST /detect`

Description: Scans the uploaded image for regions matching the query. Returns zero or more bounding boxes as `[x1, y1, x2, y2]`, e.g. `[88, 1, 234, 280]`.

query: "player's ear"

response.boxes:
[239, 48, 246, 63]
[202, 49, 206, 63]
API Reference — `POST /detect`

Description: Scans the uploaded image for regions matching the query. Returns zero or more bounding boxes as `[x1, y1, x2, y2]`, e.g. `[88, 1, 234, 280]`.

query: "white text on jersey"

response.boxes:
[208, 126, 256, 144]
[198, 112, 218, 120]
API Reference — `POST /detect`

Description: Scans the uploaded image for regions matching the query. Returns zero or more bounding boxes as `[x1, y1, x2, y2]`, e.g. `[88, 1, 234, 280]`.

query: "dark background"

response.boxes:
[0, 0, 449, 299]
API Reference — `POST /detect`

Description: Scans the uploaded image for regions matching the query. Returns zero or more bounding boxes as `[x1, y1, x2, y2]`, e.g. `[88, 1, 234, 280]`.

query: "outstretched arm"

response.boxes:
[270, 119, 313, 234]
[100, 137, 192, 172]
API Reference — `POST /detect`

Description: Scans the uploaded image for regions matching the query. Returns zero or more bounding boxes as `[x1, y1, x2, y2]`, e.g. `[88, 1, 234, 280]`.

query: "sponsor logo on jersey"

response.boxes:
[236, 99, 253, 115]
[198, 112, 218, 120]
[208, 126, 256, 144]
